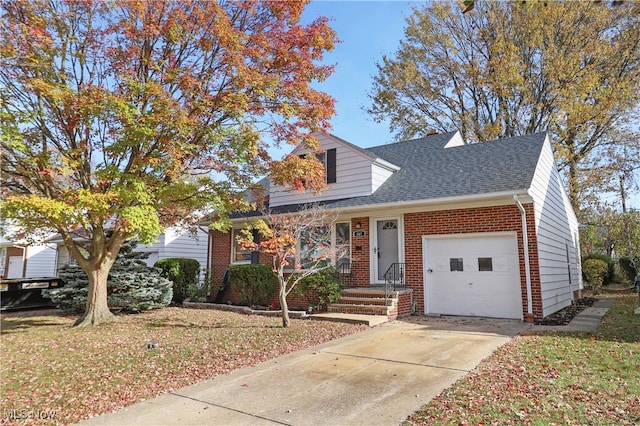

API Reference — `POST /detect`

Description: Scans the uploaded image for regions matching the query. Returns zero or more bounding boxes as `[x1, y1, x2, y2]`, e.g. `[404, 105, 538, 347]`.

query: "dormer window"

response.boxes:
[300, 148, 337, 184]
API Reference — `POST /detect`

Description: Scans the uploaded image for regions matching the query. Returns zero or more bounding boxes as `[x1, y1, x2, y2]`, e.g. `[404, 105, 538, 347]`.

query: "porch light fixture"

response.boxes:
[356, 222, 361, 229]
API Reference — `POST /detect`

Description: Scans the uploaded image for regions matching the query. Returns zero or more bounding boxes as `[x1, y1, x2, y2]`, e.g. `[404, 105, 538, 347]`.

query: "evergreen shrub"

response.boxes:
[618, 257, 637, 282]
[43, 242, 173, 313]
[583, 253, 614, 285]
[155, 258, 201, 304]
[295, 267, 344, 311]
[228, 264, 277, 307]
[583, 258, 609, 294]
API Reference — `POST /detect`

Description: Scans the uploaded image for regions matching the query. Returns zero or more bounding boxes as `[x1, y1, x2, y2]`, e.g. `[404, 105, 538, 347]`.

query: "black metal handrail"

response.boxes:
[384, 262, 406, 299]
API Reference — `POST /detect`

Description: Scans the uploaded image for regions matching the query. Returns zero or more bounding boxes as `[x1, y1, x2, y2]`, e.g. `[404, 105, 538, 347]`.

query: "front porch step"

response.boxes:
[327, 303, 390, 316]
[327, 287, 400, 318]
[338, 296, 393, 307]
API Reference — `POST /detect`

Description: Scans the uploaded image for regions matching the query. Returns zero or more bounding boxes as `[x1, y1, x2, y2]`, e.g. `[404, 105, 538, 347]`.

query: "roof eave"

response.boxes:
[336, 189, 533, 214]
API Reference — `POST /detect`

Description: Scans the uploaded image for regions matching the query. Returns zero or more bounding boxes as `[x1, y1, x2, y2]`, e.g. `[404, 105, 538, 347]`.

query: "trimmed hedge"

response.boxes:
[228, 264, 277, 307]
[155, 258, 201, 304]
[583, 253, 615, 285]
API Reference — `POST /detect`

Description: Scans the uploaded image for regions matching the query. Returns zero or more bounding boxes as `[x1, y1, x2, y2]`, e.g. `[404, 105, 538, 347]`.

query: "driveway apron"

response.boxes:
[79, 317, 529, 426]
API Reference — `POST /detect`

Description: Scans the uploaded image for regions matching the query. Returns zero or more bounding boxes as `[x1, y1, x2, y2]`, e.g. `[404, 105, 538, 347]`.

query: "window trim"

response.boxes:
[231, 228, 252, 264]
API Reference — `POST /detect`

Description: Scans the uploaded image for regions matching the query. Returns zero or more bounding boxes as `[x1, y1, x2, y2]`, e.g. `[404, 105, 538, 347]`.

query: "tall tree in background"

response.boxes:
[368, 0, 640, 211]
[0, 0, 336, 326]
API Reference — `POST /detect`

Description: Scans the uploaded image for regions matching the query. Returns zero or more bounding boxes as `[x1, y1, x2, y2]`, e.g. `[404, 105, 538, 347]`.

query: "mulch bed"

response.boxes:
[535, 297, 597, 325]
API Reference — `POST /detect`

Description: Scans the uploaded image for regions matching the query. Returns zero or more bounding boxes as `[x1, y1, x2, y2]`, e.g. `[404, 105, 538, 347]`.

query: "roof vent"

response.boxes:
[426, 129, 438, 136]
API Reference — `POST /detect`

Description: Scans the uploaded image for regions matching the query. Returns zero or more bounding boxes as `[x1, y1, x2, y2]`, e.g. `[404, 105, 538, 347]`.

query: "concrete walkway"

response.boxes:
[78, 300, 613, 426]
[534, 298, 614, 332]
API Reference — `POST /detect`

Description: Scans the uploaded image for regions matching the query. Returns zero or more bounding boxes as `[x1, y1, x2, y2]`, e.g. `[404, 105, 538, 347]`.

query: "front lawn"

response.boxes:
[0, 307, 365, 425]
[407, 293, 640, 425]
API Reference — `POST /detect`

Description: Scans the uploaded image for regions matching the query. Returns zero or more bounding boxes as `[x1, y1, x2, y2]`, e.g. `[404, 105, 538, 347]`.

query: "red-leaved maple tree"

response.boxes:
[238, 205, 349, 327]
[0, 0, 337, 326]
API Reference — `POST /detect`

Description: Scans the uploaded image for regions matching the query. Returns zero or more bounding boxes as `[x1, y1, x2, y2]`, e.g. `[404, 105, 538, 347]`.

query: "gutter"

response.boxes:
[336, 189, 530, 215]
[514, 195, 534, 322]
[222, 189, 532, 224]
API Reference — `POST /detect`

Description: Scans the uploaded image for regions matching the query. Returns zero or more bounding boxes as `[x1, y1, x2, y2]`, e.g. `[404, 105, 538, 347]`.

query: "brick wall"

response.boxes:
[208, 229, 331, 311]
[395, 290, 413, 318]
[404, 204, 541, 320]
[350, 217, 371, 286]
[209, 229, 231, 287]
[208, 205, 541, 320]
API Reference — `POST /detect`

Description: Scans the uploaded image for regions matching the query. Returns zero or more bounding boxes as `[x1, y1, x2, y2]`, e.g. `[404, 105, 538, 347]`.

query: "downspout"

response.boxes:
[514, 195, 533, 322]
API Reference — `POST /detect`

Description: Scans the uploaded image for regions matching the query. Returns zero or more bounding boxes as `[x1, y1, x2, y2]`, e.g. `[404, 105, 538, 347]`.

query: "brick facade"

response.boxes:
[349, 217, 370, 287]
[208, 203, 542, 320]
[403, 204, 541, 321]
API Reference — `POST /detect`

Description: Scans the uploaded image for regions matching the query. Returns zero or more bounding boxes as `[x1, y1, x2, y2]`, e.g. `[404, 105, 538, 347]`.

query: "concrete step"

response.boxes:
[338, 296, 393, 306]
[327, 303, 390, 316]
[310, 313, 389, 326]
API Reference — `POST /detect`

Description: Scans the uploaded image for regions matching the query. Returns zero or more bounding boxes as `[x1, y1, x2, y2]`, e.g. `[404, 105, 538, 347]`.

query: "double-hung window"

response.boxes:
[300, 148, 337, 184]
[231, 228, 252, 263]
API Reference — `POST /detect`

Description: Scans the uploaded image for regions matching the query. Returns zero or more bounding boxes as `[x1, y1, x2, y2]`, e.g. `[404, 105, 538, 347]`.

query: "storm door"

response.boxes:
[375, 219, 399, 282]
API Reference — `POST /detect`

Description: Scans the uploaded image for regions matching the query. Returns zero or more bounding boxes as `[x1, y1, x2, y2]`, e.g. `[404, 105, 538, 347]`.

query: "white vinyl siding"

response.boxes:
[24, 243, 58, 277]
[137, 227, 208, 275]
[269, 133, 399, 207]
[528, 136, 582, 317]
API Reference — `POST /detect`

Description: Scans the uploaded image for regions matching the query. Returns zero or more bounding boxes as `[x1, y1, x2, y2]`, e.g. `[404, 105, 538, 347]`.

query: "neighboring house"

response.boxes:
[1, 226, 208, 279]
[208, 131, 582, 322]
[133, 226, 209, 271]
[0, 236, 58, 279]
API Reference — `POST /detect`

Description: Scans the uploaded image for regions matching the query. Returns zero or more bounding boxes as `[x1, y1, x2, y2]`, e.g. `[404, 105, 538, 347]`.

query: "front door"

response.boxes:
[375, 219, 399, 282]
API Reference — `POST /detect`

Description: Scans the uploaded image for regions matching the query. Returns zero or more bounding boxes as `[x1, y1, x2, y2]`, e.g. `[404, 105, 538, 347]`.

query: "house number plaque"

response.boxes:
[352, 230, 366, 237]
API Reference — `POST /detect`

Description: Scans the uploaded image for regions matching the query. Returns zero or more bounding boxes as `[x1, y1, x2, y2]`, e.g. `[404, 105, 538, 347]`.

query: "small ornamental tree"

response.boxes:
[237, 205, 348, 327]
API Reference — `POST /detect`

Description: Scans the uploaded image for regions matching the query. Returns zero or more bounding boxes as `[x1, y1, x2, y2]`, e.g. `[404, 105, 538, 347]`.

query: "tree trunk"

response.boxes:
[74, 266, 116, 327]
[278, 277, 290, 328]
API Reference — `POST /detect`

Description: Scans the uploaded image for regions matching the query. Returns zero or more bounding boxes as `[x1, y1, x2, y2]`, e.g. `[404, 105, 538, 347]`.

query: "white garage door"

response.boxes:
[423, 233, 523, 319]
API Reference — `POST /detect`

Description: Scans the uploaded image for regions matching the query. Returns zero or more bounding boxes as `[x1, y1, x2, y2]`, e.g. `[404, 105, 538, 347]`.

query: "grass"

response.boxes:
[406, 293, 640, 425]
[0, 307, 365, 425]
[2, 294, 638, 425]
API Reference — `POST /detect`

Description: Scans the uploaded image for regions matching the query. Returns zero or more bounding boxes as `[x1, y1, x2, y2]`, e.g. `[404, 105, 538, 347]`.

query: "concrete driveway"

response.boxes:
[79, 317, 529, 426]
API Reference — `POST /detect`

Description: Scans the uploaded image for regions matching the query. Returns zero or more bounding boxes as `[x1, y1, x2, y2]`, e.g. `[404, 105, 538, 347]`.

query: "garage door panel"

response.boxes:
[424, 234, 522, 320]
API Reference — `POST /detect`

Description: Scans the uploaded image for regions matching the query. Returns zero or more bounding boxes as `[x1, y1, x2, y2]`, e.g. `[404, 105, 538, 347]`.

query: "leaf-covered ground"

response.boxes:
[406, 293, 640, 425]
[0, 307, 365, 425]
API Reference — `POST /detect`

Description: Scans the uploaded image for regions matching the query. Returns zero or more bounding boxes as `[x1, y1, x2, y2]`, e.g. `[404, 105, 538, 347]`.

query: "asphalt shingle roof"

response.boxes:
[233, 131, 548, 216]
[327, 131, 547, 209]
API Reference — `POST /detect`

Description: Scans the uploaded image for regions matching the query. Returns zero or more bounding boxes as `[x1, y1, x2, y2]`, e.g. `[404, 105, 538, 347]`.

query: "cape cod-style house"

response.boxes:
[207, 131, 582, 323]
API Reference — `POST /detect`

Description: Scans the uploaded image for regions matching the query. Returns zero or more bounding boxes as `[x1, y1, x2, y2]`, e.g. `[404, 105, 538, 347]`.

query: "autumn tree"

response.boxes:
[238, 205, 348, 327]
[368, 0, 640, 211]
[0, 0, 337, 326]
[581, 206, 640, 274]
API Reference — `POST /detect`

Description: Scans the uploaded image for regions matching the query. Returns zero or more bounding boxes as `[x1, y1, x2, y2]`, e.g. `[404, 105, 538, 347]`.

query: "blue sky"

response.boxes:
[299, 0, 419, 149]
